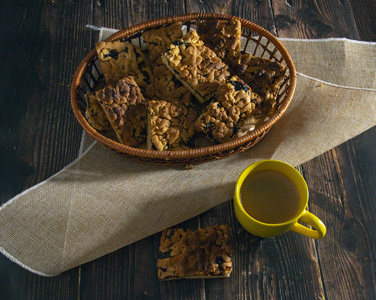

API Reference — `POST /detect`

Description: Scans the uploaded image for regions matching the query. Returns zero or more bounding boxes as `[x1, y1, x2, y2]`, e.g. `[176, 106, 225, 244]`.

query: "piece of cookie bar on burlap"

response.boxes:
[96, 41, 152, 90]
[147, 99, 196, 151]
[194, 76, 262, 144]
[85, 92, 111, 131]
[161, 30, 230, 103]
[94, 76, 147, 147]
[157, 225, 232, 280]
[226, 51, 287, 116]
[142, 22, 183, 66]
[196, 19, 242, 59]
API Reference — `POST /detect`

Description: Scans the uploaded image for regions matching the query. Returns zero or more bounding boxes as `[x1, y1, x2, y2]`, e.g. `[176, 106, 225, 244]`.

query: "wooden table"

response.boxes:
[1, 1, 375, 299]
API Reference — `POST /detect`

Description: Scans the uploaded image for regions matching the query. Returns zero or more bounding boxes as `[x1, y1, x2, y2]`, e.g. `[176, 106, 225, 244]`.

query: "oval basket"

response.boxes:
[70, 13, 297, 166]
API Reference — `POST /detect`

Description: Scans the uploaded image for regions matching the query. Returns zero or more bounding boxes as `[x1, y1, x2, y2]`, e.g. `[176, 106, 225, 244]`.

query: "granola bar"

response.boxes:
[94, 77, 147, 147]
[157, 225, 232, 280]
[147, 99, 196, 151]
[226, 51, 287, 115]
[141, 23, 194, 103]
[96, 41, 152, 90]
[145, 56, 193, 103]
[196, 19, 242, 59]
[194, 76, 261, 144]
[85, 92, 111, 131]
[161, 30, 230, 103]
[142, 22, 183, 66]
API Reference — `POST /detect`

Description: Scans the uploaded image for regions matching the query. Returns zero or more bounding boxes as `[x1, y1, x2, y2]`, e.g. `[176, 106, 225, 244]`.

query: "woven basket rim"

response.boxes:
[70, 13, 297, 161]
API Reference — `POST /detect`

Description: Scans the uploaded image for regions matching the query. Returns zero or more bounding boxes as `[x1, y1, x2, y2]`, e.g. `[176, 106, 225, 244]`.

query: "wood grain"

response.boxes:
[92, 0, 186, 31]
[185, 0, 275, 32]
[323, 129, 375, 299]
[0, 0, 91, 298]
[301, 144, 376, 300]
[349, 0, 376, 41]
[272, 0, 359, 39]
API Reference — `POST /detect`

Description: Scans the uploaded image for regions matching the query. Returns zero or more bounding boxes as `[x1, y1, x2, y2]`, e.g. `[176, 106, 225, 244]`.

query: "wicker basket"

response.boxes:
[70, 13, 296, 166]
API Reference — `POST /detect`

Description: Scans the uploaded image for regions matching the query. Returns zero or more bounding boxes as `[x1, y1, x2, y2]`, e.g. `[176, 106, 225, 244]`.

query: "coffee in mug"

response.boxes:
[240, 169, 300, 224]
[234, 160, 326, 239]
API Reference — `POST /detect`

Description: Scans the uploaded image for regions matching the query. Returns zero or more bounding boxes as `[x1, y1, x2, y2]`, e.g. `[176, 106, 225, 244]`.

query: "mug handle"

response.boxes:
[290, 210, 326, 239]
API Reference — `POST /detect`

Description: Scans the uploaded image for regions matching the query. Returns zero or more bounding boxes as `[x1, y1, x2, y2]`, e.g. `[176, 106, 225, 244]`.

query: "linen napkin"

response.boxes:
[0, 29, 375, 276]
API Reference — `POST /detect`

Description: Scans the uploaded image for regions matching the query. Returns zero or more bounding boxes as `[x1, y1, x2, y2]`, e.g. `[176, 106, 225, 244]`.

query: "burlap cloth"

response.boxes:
[1, 28, 375, 276]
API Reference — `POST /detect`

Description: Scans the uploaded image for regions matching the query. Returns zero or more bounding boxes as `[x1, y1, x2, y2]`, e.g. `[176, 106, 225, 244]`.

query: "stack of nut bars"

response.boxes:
[85, 20, 287, 151]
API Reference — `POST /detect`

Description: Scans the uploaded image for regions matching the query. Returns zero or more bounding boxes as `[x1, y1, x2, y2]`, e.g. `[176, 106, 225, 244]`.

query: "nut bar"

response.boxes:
[194, 76, 261, 144]
[157, 225, 232, 280]
[145, 56, 193, 103]
[196, 19, 242, 59]
[226, 51, 287, 115]
[141, 23, 193, 103]
[142, 22, 183, 66]
[95, 76, 147, 147]
[85, 92, 111, 131]
[96, 41, 152, 90]
[147, 99, 196, 151]
[161, 30, 230, 103]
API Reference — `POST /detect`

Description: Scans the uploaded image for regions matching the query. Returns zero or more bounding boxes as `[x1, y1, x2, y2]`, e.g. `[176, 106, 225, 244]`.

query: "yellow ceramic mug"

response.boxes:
[234, 160, 326, 239]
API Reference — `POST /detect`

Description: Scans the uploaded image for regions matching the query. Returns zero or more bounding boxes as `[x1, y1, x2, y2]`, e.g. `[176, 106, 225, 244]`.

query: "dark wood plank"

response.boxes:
[271, 1, 376, 299]
[0, 0, 92, 202]
[185, 0, 275, 32]
[132, 238, 161, 299]
[0, 0, 94, 298]
[349, 0, 376, 41]
[92, 0, 186, 32]
[79, 247, 134, 299]
[272, 0, 359, 39]
[336, 129, 376, 299]
[301, 128, 376, 300]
